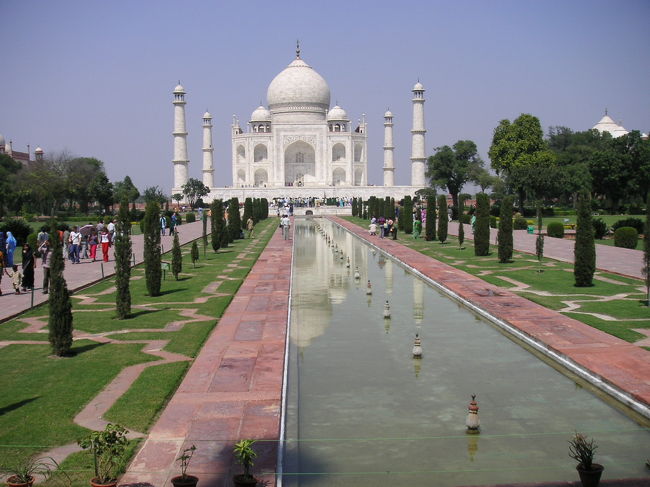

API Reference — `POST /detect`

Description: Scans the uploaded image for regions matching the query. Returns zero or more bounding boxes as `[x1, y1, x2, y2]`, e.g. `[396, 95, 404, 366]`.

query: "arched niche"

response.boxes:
[354, 143, 363, 162]
[354, 167, 363, 186]
[237, 145, 246, 163]
[332, 167, 346, 186]
[254, 144, 268, 162]
[254, 168, 268, 187]
[332, 143, 346, 162]
[284, 140, 315, 186]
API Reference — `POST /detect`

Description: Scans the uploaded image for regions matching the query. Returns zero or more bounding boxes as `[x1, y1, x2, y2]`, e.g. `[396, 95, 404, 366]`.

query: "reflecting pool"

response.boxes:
[282, 219, 649, 486]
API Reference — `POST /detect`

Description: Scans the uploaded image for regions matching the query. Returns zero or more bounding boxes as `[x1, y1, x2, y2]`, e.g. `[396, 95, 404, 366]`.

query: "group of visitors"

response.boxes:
[368, 217, 398, 240]
[61, 220, 115, 265]
[160, 211, 181, 236]
[0, 231, 35, 295]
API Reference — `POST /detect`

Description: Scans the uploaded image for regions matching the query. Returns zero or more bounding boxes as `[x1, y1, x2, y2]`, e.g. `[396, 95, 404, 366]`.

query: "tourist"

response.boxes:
[369, 221, 377, 236]
[0, 244, 4, 296]
[160, 214, 167, 236]
[413, 218, 422, 239]
[37, 226, 49, 245]
[69, 226, 81, 264]
[5, 231, 17, 267]
[88, 230, 99, 261]
[170, 212, 177, 235]
[247, 217, 255, 238]
[6, 265, 23, 294]
[21, 243, 35, 292]
[281, 214, 291, 240]
[39, 240, 51, 294]
[100, 228, 111, 262]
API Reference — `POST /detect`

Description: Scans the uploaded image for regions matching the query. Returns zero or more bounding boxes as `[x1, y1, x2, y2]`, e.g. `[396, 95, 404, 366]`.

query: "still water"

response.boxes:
[282, 218, 649, 486]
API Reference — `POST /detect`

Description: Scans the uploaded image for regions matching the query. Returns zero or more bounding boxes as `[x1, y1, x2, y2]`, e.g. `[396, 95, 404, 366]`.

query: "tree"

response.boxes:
[242, 198, 254, 227]
[425, 193, 436, 241]
[426, 140, 484, 212]
[48, 220, 73, 356]
[16, 153, 68, 215]
[437, 194, 448, 243]
[114, 198, 132, 319]
[210, 200, 223, 252]
[475, 168, 501, 194]
[67, 157, 105, 213]
[143, 186, 167, 205]
[402, 196, 413, 234]
[202, 211, 208, 255]
[191, 241, 199, 268]
[181, 178, 210, 208]
[574, 192, 596, 287]
[0, 153, 21, 217]
[113, 176, 140, 205]
[474, 193, 491, 256]
[89, 172, 114, 214]
[498, 195, 514, 263]
[643, 192, 650, 306]
[143, 201, 162, 296]
[171, 231, 182, 280]
[228, 198, 242, 240]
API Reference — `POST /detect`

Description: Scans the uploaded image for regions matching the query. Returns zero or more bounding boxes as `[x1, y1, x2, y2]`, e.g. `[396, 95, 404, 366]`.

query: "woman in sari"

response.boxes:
[5, 232, 17, 267]
[21, 242, 35, 291]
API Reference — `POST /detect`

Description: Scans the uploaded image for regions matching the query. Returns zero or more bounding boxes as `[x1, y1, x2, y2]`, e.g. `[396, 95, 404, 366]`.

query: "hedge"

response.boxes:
[185, 212, 196, 223]
[592, 218, 608, 239]
[547, 222, 565, 238]
[614, 227, 638, 249]
[513, 217, 528, 230]
[612, 218, 644, 235]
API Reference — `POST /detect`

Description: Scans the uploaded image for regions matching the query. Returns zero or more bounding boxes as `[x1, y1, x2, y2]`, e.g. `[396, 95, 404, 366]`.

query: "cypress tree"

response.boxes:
[425, 195, 436, 241]
[211, 200, 222, 252]
[202, 211, 208, 255]
[115, 198, 132, 319]
[143, 201, 162, 296]
[243, 198, 254, 226]
[457, 195, 465, 249]
[228, 198, 242, 240]
[220, 223, 230, 249]
[642, 191, 650, 306]
[261, 198, 269, 219]
[498, 195, 514, 263]
[191, 241, 199, 268]
[48, 220, 73, 356]
[403, 196, 413, 234]
[385, 196, 393, 219]
[437, 195, 448, 243]
[474, 193, 491, 256]
[171, 231, 182, 280]
[574, 191, 596, 287]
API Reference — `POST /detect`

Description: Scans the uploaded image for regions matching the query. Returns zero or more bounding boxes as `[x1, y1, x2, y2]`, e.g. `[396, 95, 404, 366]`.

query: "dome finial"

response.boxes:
[605, 107, 608, 115]
[296, 39, 301, 59]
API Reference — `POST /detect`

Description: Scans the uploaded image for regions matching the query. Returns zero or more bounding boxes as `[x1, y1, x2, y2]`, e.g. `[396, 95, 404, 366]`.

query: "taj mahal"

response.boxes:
[171, 45, 427, 202]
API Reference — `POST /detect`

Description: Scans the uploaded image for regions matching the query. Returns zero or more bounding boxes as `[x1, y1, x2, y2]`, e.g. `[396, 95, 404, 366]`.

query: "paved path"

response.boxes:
[0, 221, 206, 322]
[120, 224, 291, 487]
[446, 222, 645, 279]
[334, 217, 650, 415]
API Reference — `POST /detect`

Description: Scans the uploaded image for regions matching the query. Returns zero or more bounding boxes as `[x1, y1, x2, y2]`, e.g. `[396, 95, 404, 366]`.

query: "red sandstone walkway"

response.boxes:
[333, 217, 650, 415]
[120, 224, 292, 487]
[0, 221, 206, 323]
[446, 222, 645, 279]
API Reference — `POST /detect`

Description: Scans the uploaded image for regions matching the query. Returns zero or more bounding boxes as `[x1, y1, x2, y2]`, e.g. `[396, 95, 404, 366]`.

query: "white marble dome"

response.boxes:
[413, 81, 424, 91]
[327, 105, 348, 120]
[384, 110, 393, 118]
[203, 111, 212, 119]
[173, 83, 185, 93]
[250, 105, 271, 122]
[267, 58, 330, 109]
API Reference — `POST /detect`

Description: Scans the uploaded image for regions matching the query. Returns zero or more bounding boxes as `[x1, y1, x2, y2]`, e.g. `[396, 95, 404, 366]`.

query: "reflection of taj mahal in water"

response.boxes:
[171, 44, 427, 202]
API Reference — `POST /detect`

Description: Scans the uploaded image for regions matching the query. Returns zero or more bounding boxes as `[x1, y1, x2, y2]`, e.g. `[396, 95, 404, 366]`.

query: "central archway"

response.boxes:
[285, 140, 315, 185]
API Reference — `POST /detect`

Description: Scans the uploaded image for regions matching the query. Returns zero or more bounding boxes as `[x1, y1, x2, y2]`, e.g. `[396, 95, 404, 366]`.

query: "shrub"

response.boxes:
[489, 216, 498, 229]
[547, 222, 565, 238]
[614, 227, 638, 249]
[459, 214, 471, 224]
[513, 217, 528, 230]
[0, 218, 32, 245]
[592, 218, 608, 239]
[185, 212, 196, 223]
[612, 218, 644, 234]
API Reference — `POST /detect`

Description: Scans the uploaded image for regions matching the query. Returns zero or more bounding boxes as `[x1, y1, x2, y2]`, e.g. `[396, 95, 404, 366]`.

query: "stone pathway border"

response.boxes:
[332, 217, 650, 419]
[120, 223, 292, 487]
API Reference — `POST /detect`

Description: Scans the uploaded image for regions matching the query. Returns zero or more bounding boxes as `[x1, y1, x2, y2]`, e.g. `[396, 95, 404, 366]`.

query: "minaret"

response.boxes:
[410, 81, 426, 187]
[172, 82, 189, 194]
[202, 111, 214, 188]
[383, 110, 395, 186]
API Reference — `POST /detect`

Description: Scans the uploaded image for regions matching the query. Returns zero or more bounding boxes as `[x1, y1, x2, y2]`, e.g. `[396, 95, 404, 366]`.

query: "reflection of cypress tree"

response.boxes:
[211, 200, 222, 252]
[425, 195, 436, 241]
[228, 198, 241, 240]
[474, 193, 490, 256]
[115, 199, 132, 318]
[437, 195, 448, 243]
[498, 195, 514, 263]
[171, 231, 182, 280]
[143, 201, 162, 296]
[574, 192, 595, 287]
[48, 220, 73, 356]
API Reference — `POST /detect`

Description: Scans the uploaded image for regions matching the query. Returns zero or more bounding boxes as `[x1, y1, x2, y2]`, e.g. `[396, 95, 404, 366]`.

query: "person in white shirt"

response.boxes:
[280, 215, 290, 240]
[69, 227, 82, 264]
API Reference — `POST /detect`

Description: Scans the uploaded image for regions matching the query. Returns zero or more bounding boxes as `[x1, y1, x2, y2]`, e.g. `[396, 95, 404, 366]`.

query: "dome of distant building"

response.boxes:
[267, 57, 330, 110]
[250, 105, 271, 122]
[327, 105, 348, 120]
[592, 112, 628, 138]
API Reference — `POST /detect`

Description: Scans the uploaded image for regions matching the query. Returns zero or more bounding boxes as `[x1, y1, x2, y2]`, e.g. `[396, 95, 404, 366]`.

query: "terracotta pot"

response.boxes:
[6, 475, 34, 487]
[577, 463, 604, 487]
[170, 475, 199, 487]
[232, 474, 258, 487]
[90, 479, 117, 487]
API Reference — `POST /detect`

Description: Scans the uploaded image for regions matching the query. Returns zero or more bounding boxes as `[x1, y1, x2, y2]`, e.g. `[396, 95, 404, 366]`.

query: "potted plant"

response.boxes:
[233, 439, 258, 487]
[568, 432, 604, 487]
[1, 456, 59, 487]
[78, 423, 128, 487]
[170, 445, 198, 487]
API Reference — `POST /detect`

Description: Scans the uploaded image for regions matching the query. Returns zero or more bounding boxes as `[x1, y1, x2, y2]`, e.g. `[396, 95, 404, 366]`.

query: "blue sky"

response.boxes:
[1, 0, 648, 193]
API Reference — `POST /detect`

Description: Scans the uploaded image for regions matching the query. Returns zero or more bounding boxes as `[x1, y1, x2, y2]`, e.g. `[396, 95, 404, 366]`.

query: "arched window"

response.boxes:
[354, 143, 363, 162]
[332, 143, 346, 162]
[254, 144, 268, 162]
[237, 145, 246, 163]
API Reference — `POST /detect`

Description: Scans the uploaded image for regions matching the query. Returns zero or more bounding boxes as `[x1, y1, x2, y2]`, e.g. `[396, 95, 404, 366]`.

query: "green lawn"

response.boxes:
[0, 217, 276, 480]
[344, 216, 650, 344]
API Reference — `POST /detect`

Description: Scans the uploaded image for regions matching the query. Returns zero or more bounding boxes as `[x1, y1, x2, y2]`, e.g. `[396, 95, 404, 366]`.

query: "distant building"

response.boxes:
[0, 133, 44, 163]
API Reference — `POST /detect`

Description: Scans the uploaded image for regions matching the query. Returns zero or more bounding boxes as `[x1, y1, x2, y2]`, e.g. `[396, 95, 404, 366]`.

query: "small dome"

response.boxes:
[203, 111, 212, 119]
[267, 58, 330, 109]
[250, 105, 271, 122]
[173, 83, 185, 93]
[413, 81, 424, 91]
[34, 146, 43, 153]
[384, 110, 393, 118]
[327, 105, 348, 120]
